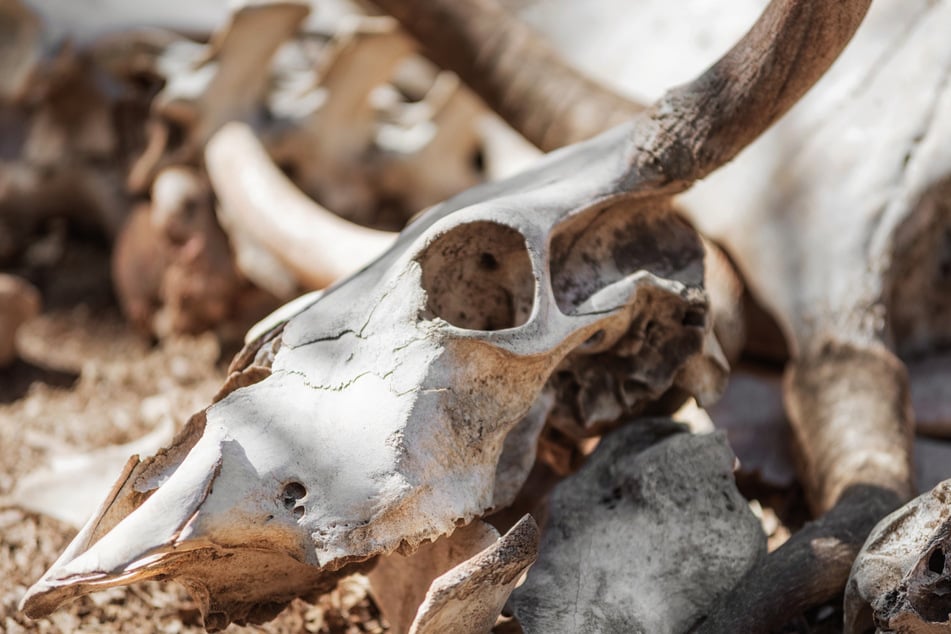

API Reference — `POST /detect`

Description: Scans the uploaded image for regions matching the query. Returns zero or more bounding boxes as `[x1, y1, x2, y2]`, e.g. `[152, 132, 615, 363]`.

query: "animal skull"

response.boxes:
[22, 0, 870, 627]
[22, 122, 717, 628]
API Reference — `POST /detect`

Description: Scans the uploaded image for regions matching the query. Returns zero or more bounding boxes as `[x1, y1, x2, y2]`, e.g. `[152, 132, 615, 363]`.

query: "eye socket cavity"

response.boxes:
[416, 221, 536, 331]
[549, 201, 704, 314]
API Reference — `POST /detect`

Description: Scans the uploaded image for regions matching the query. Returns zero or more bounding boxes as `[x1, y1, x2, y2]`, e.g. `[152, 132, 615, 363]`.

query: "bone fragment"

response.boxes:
[206, 122, 396, 292]
[265, 16, 415, 225]
[368, 520, 501, 634]
[128, 1, 310, 190]
[846, 480, 951, 633]
[409, 515, 538, 634]
[5, 419, 175, 528]
[376, 73, 486, 214]
[0, 273, 41, 367]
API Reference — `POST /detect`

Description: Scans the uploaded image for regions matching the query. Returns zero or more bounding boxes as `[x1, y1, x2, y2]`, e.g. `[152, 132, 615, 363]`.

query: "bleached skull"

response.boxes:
[22, 123, 721, 628]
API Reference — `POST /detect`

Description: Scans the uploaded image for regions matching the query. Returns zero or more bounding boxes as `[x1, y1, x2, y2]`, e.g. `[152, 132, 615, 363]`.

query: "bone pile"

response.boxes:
[5, 0, 951, 632]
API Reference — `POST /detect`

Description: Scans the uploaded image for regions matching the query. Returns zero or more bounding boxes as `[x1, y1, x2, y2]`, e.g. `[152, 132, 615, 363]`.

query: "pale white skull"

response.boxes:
[22, 124, 721, 628]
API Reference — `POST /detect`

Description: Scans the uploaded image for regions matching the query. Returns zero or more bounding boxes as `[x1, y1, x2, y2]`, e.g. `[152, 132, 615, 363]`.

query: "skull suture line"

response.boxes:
[22, 123, 720, 628]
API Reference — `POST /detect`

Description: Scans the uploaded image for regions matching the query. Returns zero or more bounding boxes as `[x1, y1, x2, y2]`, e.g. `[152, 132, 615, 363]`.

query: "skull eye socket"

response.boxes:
[417, 221, 535, 330]
[550, 201, 704, 313]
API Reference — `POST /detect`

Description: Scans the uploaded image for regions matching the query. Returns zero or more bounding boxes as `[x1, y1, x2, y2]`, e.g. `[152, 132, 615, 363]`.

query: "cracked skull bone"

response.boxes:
[22, 123, 719, 627]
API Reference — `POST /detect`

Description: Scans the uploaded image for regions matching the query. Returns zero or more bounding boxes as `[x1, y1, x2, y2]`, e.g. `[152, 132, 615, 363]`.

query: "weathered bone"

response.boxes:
[368, 519, 501, 634]
[265, 16, 416, 225]
[408, 515, 538, 634]
[113, 165, 276, 339]
[206, 122, 395, 295]
[845, 480, 951, 633]
[0, 0, 42, 102]
[370, 0, 641, 152]
[22, 0, 869, 628]
[127, 1, 309, 191]
[0, 273, 41, 367]
[688, 5, 951, 627]
[376, 73, 487, 215]
[509, 420, 765, 633]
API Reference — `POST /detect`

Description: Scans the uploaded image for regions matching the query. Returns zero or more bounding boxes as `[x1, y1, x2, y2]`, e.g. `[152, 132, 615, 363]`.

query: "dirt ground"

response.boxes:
[0, 238, 387, 633]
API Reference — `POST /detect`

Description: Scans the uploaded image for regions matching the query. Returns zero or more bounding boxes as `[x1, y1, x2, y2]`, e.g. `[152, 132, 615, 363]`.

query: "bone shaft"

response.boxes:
[784, 343, 915, 514]
[206, 123, 396, 289]
[370, 0, 642, 152]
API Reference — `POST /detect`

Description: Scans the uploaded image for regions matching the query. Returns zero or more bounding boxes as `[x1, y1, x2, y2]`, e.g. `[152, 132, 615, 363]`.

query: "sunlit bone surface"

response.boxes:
[21, 122, 717, 629]
[21, 0, 870, 624]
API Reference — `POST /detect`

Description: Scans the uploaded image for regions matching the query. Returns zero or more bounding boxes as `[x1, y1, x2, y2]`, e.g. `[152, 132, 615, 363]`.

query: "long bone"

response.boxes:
[207, 122, 396, 294]
[21, 0, 868, 629]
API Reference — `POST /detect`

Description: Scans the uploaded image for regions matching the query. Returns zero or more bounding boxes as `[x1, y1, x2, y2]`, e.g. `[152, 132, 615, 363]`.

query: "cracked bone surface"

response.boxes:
[22, 125, 716, 629]
[845, 480, 951, 633]
[510, 420, 765, 633]
[22, 0, 869, 628]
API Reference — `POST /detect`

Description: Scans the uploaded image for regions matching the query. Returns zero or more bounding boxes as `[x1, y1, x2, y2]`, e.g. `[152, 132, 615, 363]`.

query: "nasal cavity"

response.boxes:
[282, 482, 306, 509]
[417, 221, 535, 330]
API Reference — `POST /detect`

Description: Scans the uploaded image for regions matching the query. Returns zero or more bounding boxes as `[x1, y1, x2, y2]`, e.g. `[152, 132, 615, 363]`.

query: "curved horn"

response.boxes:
[374, 0, 871, 191]
[641, 0, 871, 188]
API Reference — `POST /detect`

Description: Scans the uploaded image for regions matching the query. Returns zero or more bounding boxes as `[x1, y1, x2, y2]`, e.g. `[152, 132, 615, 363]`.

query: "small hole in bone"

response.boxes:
[293, 506, 305, 520]
[584, 330, 605, 347]
[479, 252, 499, 270]
[682, 309, 706, 328]
[929, 547, 946, 574]
[282, 482, 306, 509]
[204, 611, 230, 631]
[549, 201, 704, 313]
[417, 221, 535, 330]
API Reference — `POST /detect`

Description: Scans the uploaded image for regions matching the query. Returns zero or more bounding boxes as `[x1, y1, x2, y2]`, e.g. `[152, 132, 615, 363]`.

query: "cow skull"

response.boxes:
[22, 121, 715, 628]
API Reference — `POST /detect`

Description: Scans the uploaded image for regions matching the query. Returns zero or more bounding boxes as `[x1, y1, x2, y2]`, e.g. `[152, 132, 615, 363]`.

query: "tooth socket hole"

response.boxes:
[282, 482, 306, 509]
[549, 201, 704, 313]
[417, 221, 535, 330]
